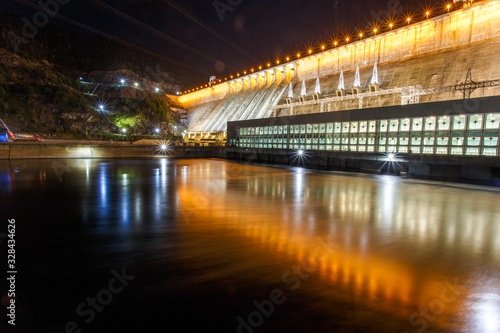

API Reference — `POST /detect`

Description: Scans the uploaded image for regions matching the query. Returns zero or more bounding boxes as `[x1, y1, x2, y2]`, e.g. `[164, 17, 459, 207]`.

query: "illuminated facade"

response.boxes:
[179, 0, 500, 153]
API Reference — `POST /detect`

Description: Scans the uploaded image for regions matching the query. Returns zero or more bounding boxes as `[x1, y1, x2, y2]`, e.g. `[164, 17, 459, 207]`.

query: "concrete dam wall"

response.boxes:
[179, 0, 500, 138]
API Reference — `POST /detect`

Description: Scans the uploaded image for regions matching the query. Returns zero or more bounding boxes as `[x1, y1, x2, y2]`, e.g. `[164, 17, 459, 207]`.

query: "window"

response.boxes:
[453, 115, 466, 130]
[423, 147, 434, 154]
[412, 118, 423, 131]
[359, 121, 368, 133]
[379, 120, 388, 132]
[326, 123, 334, 133]
[283, 126, 288, 134]
[388, 133, 398, 145]
[313, 124, 319, 133]
[399, 133, 409, 145]
[368, 121, 377, 133]
[451, 147, 463, 155]
[389, 119, 399, 132]
[334, 134, 341, 144]
[451, 133, 465, 146]
[424, 132, 435, 145]
[350, 122, 358, 133]
[319, 123, 326, 133]
[468, 114, 483, 130]
[437, 133, 449, 145]
[307, 124, 313, 133]
[378, 133, 387, 145]
[485, 113, 500, 129]
[358, 134, 367, 145]
[410, 147, 421, 154]
[482, 148, 497, 156]
[278, 126, 283, 135]
[467, 132, 481, 146]
[326, 134, 333, 144]
[466, 148, 479, 156]
[300, 125, 306, 134]
[436, 147, 448, 155]
[400, 118, 411, 132]
[438, 116, 450, 130]
[411, 133, 422, 145]
[334, 122, 342, 133]
[350, 134, 357, 144]
[273, 126, 278, 134]
[264, 127, 269, 135]
[341, 134, 349, 144]
[342, 122, 350, 133]
[367, 134, 376, 145]
[484, 132, 499, 146]
[398, 147, 408, 153]
[424, 117, 436, 131]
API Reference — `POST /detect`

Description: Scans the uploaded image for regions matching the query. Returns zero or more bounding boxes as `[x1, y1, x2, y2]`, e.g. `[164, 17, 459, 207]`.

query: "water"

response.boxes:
[1, 158, 499, 333]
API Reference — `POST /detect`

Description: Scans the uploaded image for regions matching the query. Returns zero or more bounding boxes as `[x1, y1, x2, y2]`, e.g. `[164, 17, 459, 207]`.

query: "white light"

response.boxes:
[155, 87, 160, 93]
[155, 128, 160, 133]
[99, 105, 104, 110]
[298, 149, 304, 156]
[121, 128, 127, 133]
[134, 82, 139, 87]
[120, 79, 125, 85]
[160, 144, 167, 151]
[388, 153, 395, 161]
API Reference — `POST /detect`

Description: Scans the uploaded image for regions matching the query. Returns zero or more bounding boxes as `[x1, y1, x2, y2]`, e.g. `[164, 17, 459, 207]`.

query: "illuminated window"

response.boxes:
[359, 121, 368, 133]
[379, 120, 388, 132]
[387, 146, 397, 153]
[389, 119, 399, 132]
[327, 123, 334, 133]
[483, 132, 499, 146]
[313, 124, 319, 133]
[378, 133, 387, 145]
[451, 132, 465, 146]
[358, 134, 367, 145]
[399, 133, 409, 145]
[451, 147, 463, 155]
[482, 148, 497, 156]
[342, 122, 350, 133]
[436, 147, 448, 155]
[411, 133, 422, 145]
[368, 121, 377, 133]
[465, 148, 479, 155]
[350, 146, 357, 152]
[398, 146, 408, 153]
[424, 132, 435, 145]
[453, 115, 466, 130]
[350, 122, 359, 133]
[467, 132, 481, 146]
[424, 117, 436, 131]
[423, 147, 434, 154]
[367, 134, 376, 145]
[300, 125, 306, 134]
[341, 134, 349, 144]
[306, 124, 312, 134]
[468, 114, 483, 130]
[378, 146, 386, 152]
[388, 133, 398, 145]
[412, 118, 423, 131]
[264, 127, 268, 135]
[485, 113, 500, 129]
[319, 123, 326, 133]
[437, 133, 449, 145]
[326, 134, 333, 144]
[438, 116, 450, 130]
[359, 146, 366, 152]
[367, 146, 375, 152]
[283, 126, 288, 134]
[278, 126, 283, 135]
[400, 118, 411, 132]
[334, 134, 341, 144]
[350, 134, 357, 144]
[334, 122, 342, 133]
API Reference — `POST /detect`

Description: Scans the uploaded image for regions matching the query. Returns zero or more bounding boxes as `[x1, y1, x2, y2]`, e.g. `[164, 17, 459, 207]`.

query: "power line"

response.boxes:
[12, 0, 211, 76]
[165, 0, 256, 61]
[87, 0, 235, 69]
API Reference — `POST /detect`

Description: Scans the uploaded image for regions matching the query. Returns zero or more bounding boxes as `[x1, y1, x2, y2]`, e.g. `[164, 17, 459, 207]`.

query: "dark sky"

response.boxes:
[2, 0, 445, 84]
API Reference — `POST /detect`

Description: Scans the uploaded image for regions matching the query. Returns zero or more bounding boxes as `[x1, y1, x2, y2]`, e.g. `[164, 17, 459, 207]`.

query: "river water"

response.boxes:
[0, 158, 499, 333]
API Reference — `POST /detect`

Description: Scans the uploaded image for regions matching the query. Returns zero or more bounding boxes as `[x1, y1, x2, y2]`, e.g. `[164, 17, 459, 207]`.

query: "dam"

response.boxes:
[174, 0, 500, 179]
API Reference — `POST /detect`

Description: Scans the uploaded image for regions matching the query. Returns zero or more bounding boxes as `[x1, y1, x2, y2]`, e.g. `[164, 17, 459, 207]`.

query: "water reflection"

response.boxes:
[0, 159, 499, 332]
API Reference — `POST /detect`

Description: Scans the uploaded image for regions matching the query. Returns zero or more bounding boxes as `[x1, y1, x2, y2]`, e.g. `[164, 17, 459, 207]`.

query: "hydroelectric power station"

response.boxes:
[175, 0, 500, 180]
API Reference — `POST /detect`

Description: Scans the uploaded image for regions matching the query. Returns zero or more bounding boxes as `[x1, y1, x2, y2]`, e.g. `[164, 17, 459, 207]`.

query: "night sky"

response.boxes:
[2, 0, 446, 83]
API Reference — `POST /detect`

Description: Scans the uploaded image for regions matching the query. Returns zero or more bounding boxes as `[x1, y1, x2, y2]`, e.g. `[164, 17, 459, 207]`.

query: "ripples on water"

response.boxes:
[0, 158, 499, 332]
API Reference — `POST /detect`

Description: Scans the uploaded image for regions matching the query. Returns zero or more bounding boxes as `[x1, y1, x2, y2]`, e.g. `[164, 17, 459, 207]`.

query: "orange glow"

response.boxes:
[297, 53, 301, 58]
[259, 66, 262, 70]
[359, 33, 363, 38]
[243, 71, 247, 75]
[321, 45, 325, 50]
[276, 60, 280, 65]
[251, 68, 254, 72]
[308, 49, 312, 54]
[346, 37, 350, 42]
[230, 75, 233, 79]
[426, 11, 430, 18]
[334, 41, 338, 46]
[407, 17, 411, 23]
[373, 28, 377, 33]
[267, 63, 271, 67]
[389, 23, 393, 28]
[286, 57, 290, 61]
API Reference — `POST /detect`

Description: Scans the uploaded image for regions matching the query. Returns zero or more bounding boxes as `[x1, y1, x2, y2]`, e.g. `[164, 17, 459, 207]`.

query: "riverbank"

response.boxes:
[0, 143, 226, 160]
